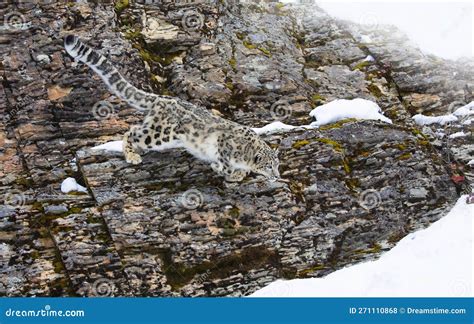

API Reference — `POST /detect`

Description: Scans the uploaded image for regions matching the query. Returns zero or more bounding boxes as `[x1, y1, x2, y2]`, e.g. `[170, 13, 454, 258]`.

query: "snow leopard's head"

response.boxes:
[252, 145, 280, 181]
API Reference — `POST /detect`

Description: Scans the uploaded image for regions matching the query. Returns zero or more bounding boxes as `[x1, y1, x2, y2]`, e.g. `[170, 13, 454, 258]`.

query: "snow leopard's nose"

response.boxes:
[274, 168, 280, 178]
[268, 170, 280, 182]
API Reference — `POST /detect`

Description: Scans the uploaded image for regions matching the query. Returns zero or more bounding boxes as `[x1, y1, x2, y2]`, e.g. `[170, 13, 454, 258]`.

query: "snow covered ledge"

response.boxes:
[61, 177, 88, 194]
[310, 98, 392, 126]
[250, 196, 473, 297]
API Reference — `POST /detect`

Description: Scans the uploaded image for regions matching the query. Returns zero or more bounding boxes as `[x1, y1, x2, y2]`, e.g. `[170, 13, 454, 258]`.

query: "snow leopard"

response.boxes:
[64, 35, 280, 182]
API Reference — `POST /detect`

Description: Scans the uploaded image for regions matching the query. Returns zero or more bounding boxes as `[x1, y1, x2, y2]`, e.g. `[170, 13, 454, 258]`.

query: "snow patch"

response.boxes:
[92, 140, 123, 152]
[453, 101, 474, 117]
[412, 101, 474, 126]
[0, 243, 11, 255]
[449, 131, 467, 139]
[252, 121, 297, 135]
[36, 54, 50, 64]
[91, 140, 184, 153]
[360, 35, 372, 43]
[412, 114, 458, 126]
[363, 55, 375, 62]
[251, 196, 473, 297]
[61, 177, 88, 194]
[310, 98, 392, 127]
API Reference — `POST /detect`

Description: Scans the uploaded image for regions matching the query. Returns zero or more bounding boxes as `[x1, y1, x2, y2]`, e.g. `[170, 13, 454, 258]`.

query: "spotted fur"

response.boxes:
[64, 35, 280, 182]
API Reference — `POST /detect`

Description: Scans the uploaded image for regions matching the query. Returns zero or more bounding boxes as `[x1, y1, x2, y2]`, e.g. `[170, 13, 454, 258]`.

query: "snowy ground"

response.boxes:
[91, 140, 123, 152]
[60, 177, 88, 194]
[251, 196, 473, 297]
[310, 98, 392, 126]
[412, 101, 473, 126]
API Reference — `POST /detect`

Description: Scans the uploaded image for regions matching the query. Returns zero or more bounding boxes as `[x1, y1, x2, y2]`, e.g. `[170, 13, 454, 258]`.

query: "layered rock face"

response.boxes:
[0, 1, 471, 296]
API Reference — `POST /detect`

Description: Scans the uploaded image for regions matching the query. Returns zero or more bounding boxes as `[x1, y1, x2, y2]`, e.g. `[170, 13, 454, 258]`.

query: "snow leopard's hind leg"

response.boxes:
[123, 109, 182, 164]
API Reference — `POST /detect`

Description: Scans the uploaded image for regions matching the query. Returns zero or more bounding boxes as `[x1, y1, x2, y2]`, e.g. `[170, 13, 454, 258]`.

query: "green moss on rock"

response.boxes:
[316, 138, 344, 152]
[397, 152, 412, 160]
[292, 140, 310, 149]
[228, 207, 240, 218]
[318, 118, 356, 131]
[228, 58, 237, 70]
[225, 82, 234, 91]
[353, 61, 369, 71]
[299, 264, 326, 277]
[258, 47, 272, 57]
[367, 83, 383, 98]
[115, 0, 129, 15]
[353, 243, 382, 255]
[161, 247, 278, 290]
[243, 40, 257, 50]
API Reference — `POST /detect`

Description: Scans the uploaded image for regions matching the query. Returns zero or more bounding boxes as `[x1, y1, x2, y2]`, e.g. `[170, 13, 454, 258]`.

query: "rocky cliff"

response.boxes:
[0, 0, 472, 297]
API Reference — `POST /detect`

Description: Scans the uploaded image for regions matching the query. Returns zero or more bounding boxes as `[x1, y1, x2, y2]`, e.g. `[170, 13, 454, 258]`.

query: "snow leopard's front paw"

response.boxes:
[124, 152, 142, 165]
[225, 170, 247, 183]
[210, 162, 223, 173]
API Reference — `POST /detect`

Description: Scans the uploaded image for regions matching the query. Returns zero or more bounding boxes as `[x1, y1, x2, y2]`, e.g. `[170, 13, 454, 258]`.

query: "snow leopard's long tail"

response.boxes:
[64, 35, 158, 110]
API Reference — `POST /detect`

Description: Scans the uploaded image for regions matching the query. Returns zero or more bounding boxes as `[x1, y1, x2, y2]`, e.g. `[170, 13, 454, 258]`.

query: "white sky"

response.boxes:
[282, 0, 473, 60]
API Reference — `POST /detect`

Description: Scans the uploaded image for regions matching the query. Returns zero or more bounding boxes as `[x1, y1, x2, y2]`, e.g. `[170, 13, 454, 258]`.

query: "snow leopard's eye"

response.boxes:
[254, 154, 262, 164]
